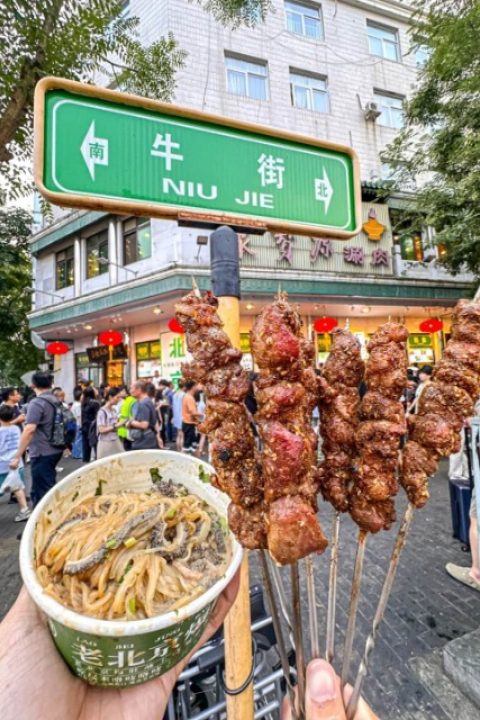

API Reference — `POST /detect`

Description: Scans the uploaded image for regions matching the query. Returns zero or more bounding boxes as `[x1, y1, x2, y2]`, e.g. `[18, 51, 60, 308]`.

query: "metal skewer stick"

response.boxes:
[259, 551, 298, 720]
[305, 555, 320, 659]
[268, 556, 296, 648]
[325, 509, 341, 663]
[291, 561, 307, 719]
[346, 503, 415, 719]
[341, 529, 368, 687]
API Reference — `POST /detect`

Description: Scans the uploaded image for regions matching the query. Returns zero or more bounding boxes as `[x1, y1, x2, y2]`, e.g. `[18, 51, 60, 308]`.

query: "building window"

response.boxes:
[86, 229, 109, 279]
[415, 45, 429, 67]
[55, 246, 74, 289]
[374, 91, 404, 129]
[290, 71, 329, 112]
[285, 1, 323, 40]
[123, 217, 152, 265]
[367, 21, 400, 62]
[225, 55, 268, 100]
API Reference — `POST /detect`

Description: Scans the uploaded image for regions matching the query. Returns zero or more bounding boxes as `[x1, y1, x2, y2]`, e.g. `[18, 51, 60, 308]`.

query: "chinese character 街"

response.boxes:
[258, 154, 285, 189]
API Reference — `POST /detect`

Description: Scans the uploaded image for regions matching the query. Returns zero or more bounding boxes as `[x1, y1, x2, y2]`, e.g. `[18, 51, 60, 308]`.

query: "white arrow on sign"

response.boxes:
[80, 121, 109, 180]
[314, 168, 334, 214]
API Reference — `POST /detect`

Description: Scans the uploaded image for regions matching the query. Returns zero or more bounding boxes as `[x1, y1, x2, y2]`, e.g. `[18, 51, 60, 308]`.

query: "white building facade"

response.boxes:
[28, 0, 472, 394]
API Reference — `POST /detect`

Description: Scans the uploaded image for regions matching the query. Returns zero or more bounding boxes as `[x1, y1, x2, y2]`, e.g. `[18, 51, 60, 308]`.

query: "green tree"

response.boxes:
[383, 0, 480, 278]
[0, 208, 44, 385]
[0, 0, 187, 198]
[0, 0, 270, 198]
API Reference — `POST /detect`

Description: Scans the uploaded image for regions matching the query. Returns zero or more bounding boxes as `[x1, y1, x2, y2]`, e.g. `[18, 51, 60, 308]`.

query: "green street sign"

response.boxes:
[35, 78, 361, 237]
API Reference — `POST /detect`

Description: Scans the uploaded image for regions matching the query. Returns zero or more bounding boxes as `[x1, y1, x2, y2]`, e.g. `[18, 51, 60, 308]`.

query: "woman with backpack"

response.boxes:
[96, 388, 125, 459]
[80, 387, 100, 462]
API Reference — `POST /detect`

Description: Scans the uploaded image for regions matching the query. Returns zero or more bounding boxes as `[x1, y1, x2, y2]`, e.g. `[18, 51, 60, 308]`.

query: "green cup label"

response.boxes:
[48, 602, 213, 687]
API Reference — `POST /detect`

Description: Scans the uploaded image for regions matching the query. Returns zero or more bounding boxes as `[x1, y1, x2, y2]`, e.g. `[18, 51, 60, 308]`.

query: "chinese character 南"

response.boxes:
[274, 234, 294, 265]
[371, 249, 390, 267]
[343, 246, 364, 266]
[151, 133, 184, 171]
[108, 649, 146, 669]
[310, 237, 333, 263]
[238, 234, 256, 258]
[258, 154, 285, 189]
[72, 642, 103, 667]
[169, 337, 185, 359]
[89, 142, 105, 160]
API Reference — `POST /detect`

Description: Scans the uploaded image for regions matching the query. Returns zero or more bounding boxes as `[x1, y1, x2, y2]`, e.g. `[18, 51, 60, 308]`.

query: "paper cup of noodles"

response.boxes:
[20, 450, 242, 687]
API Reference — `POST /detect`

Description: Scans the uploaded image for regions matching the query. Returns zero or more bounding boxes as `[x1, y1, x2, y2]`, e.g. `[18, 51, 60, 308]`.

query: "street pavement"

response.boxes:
[1, 454, 479, 719]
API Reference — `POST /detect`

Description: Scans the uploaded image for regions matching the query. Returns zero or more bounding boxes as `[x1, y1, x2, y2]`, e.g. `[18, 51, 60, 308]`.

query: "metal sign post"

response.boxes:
[34, 77, 361, 238]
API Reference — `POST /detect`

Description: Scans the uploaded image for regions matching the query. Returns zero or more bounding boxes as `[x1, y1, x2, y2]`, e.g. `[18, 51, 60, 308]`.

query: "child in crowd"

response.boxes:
[0, 405, 30, 522]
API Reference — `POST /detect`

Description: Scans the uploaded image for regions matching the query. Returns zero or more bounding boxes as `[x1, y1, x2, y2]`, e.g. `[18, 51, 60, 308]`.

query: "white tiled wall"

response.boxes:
[129, 0, 416, 180]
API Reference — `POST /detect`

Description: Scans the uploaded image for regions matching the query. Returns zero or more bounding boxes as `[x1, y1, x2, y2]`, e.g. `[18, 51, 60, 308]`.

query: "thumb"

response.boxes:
[305, 659, 346, 719]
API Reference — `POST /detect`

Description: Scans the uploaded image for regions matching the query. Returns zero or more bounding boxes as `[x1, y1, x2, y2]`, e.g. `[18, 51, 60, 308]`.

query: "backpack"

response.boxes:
[37, 396, 70, 449]
[88, 418, 99, 448]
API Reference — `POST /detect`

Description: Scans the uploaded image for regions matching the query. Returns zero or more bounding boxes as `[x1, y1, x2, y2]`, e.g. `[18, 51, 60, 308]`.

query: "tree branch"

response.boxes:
[0, 0, 65, 162]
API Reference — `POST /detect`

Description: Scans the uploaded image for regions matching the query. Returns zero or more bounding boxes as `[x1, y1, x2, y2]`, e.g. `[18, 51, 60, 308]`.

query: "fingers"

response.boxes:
[281, 660, 377, 720]
[305, 659, 347, 719]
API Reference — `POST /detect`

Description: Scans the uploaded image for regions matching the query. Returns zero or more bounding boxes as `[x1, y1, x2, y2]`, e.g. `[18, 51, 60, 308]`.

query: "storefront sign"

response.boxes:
[35, 77, 361, 238]
[160, 332, 191, 385]
[87, 343, 128, 362]
[408, 334, 433, 349]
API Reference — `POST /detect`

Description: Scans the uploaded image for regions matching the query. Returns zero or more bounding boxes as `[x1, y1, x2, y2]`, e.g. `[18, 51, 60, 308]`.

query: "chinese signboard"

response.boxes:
[35, 78, 361, 238]
[160, 332, 191, 385]
[86, 343, 128, 363]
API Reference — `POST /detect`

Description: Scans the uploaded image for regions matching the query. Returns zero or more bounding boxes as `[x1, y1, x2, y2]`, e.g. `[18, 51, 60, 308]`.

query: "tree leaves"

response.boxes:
[384, 0, 480, 277]
[0, 207, 43, 384]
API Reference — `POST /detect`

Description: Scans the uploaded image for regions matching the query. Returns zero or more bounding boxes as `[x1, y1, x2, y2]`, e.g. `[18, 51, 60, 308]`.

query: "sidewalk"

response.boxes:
[1, 455, 479, 718]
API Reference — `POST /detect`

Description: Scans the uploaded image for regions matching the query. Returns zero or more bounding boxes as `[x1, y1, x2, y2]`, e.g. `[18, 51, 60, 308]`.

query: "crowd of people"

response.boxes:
[0, 372, 207, 526]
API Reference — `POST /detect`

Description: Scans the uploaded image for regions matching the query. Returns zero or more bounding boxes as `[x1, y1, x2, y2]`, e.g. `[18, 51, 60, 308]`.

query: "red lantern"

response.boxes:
[98, 330, 123, 346]
[314, 317, 338, 333]
[46, 341, 69, 355]
[168, 318, 185, 334]
[419, 318, 443, 333]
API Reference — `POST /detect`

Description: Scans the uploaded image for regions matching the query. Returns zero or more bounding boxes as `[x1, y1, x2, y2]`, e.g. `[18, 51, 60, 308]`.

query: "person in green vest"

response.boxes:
[117, 388, 136, 451]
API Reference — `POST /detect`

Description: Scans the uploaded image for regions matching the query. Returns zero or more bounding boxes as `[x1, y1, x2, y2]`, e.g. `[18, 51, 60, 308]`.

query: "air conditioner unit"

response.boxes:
[364, 101, 382, 121]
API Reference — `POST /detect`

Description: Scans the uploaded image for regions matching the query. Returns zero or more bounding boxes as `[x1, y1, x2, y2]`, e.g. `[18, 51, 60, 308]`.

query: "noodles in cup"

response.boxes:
[35, 476, 231, 621]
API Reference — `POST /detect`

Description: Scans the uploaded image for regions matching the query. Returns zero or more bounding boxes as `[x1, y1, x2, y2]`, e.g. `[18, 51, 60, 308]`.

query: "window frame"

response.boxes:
[367, 20, 401, 62]
[225, 54, 269, 101]
[374, 90, 405, 129]
[55, 245, 74, 290]
[122, 217, 152, 266]
[85, 229, 109, 279]
[285, 1, 324, 40]
[289, 70, 329, 113]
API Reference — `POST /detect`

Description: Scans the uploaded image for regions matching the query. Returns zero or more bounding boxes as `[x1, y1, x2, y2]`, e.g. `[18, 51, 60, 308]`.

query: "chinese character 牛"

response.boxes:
[343, 246, 364, 266]
[274, 234, 294, 265]
[151, 133, 184, 171]
[310, 237, 333, 263]
[258, 154, 285, 189]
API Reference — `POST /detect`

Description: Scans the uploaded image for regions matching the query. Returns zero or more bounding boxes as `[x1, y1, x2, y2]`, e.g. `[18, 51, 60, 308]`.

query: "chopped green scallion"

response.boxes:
[128, 596, 137, 615]
[105, 538, 118, 550]
[165, 508, 177, 520]
[123, 537, 137, 549]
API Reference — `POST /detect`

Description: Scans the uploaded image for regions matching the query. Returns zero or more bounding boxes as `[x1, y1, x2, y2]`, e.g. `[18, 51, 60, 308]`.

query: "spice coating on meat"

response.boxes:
[400, 299, 480, 507]
[251, 294, 327, 563]
[349, 322, 409, 532]
[318, 329, 364, 513]
[175, 291, 266, 549]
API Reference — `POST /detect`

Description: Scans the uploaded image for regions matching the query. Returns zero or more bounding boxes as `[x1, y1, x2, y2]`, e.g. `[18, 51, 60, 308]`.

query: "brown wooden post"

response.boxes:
[211, 226, 254, 720]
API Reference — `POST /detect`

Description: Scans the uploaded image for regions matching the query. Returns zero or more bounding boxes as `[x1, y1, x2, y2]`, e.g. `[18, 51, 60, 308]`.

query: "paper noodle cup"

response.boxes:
[20, 450, 242, 687]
